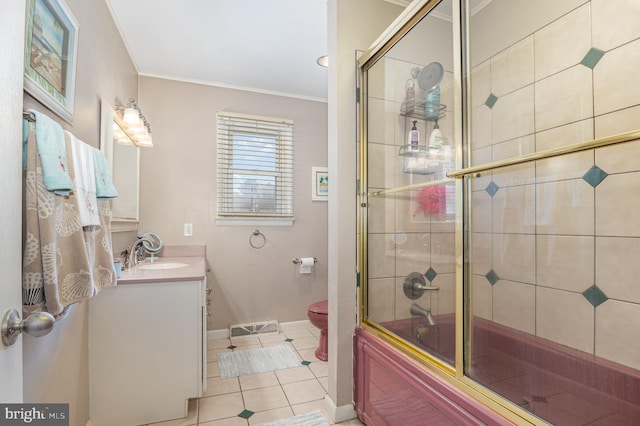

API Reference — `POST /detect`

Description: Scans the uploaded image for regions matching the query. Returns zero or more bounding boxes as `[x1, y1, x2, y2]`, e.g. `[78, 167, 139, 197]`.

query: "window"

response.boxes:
[217, 112, 293, 219]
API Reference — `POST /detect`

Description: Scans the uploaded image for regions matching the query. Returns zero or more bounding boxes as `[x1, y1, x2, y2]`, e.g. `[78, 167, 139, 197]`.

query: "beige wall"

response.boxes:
[327, 0, 403, 417]
[21, 0, 138, 424]
[138, 76, 328, 331]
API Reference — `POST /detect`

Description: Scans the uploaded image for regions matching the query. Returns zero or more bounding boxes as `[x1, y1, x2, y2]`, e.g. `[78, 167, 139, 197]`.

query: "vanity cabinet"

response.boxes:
[89, 277, 207, 426]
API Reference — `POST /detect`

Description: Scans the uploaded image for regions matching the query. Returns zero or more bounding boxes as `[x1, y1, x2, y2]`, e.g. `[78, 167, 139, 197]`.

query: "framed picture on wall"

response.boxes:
[312, 167, 328, 201]
[24, 0, 79, 124]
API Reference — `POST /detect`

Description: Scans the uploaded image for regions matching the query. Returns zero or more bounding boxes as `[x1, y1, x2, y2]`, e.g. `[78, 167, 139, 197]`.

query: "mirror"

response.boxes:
[100, 100, 140, 230]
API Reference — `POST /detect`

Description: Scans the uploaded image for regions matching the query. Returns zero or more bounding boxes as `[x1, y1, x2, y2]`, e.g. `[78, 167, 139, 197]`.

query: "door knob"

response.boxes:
[1, 309, 55, 346]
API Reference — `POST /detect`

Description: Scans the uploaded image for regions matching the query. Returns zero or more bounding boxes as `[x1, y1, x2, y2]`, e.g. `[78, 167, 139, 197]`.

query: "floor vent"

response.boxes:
[230, 320, 279, 338]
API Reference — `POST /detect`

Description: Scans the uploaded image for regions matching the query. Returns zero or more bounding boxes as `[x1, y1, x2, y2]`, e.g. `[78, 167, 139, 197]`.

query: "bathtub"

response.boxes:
[355, 318, 640, 425]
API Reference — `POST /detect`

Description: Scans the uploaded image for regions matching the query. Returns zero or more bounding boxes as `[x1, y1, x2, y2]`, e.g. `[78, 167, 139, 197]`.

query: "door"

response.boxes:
[0, 0, 27, 402]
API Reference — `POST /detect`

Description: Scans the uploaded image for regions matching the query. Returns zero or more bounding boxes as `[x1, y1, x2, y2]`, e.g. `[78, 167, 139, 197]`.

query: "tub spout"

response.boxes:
[410, 303, 436, 326]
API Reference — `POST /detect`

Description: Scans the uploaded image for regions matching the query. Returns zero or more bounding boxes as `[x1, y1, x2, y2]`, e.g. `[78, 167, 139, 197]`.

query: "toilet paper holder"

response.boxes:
[292, 257, 317, 264]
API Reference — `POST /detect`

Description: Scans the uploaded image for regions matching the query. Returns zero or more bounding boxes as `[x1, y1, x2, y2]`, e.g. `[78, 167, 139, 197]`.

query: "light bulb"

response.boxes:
[123, 107, 140, 125]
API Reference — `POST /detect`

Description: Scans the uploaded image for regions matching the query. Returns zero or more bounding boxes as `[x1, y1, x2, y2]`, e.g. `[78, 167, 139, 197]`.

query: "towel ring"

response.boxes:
[249, 230, 266, 249]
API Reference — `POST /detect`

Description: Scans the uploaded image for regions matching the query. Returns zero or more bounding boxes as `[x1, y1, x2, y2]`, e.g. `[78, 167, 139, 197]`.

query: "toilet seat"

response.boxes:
[308, 300, 328, 315]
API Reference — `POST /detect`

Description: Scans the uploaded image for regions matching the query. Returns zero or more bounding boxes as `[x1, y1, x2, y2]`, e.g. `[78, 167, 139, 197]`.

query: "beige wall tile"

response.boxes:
[492, 184, 536, 234]
[596, 137, 640, 175]
[493, 280, 535, 334]
[491, 135, 535, 188]
[597, 237, 640, 304]
[595, 105, 640, 138]
[534, 4, 591, 81]
[367, 278, 396, 323]
[535, 65, 593, 132]
[472, 104, 492, 149]
[471, 60, 491, 108]
[432, 273, 455, 316]
[536, 119, 594, 151]
[592, 0, 640, 51]
[493, 233, 536, 284]
[367, 57, 387, 100]
[491, 85, 535, 144]
[594, 38, 640, 116]
[471, 232, 492, 277]
[367, 193, 395, 234]
[472, 275, 493, 321]
[596, 172, 640, 237]
[367, 98, 399, 145]
[430, 232, 455, 274]
[537, 235, 594, 292]
[535, 119, 594, 183]
[596, 300, 640, 370]
[367, 233, 395, 278]
[536, 179, 594, 235]
[536, 287, 594, 353]
[395, 232, 430, 277]
[471, 190, 492, 233]
[491, 36, 534, 97]
[367, 143, 397, 189]
[470, 146, 492, 190]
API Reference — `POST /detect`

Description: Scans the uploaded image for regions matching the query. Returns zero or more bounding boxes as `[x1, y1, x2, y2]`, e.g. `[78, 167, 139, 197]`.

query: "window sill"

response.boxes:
[215, 216, 295, 227]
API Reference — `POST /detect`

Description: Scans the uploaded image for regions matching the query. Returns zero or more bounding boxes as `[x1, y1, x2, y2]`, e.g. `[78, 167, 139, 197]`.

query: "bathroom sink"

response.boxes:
[137, 262, 189, 270]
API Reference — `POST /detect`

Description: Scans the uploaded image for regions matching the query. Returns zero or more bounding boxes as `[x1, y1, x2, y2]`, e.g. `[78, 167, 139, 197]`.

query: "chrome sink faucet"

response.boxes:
[129, 236, 154, 268]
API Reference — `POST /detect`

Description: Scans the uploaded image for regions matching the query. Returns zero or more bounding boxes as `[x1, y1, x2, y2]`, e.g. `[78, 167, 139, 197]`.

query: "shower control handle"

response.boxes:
[403, 272, 440, 300]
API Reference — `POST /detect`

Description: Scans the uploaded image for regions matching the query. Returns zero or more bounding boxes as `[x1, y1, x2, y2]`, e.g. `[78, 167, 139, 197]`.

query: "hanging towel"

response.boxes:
[22, 122, 117, 318]
[91, 147, 118, 198]
[29, 109, 73, 195]
[67, 131, 100, 226]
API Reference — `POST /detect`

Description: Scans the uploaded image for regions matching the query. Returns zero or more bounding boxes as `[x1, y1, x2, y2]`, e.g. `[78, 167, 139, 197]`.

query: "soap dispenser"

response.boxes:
[409, 120, 420, 151]
[428, 121, 443, 150]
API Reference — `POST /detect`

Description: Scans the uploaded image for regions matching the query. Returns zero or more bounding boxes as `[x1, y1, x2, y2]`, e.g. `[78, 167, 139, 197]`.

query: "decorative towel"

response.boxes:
[67, 131, 100, 226]
[91, 147, 118, 198]
[29, 109, 73, 195]
[23, 121, 117, 318]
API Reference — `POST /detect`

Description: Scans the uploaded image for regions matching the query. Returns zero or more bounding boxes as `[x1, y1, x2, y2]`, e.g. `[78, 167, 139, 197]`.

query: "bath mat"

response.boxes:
[217, 344, 301, 379]
[255, 409, 329, 426]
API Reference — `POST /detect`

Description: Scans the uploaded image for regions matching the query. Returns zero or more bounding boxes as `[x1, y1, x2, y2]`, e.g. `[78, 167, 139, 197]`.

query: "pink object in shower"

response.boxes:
[413, 185, 446, 217]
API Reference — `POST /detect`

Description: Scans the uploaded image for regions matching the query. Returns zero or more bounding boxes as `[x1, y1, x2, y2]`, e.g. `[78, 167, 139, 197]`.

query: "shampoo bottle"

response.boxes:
[409, 121, 419, 151]
[428, 121, 443, 150]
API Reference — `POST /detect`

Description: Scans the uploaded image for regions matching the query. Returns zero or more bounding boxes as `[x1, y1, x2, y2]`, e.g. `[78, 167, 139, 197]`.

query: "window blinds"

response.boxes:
[217, 111, 293, 217]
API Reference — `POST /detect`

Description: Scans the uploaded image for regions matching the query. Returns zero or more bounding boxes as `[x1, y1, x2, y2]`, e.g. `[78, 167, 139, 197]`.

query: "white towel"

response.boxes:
[67, 132, 100, 226]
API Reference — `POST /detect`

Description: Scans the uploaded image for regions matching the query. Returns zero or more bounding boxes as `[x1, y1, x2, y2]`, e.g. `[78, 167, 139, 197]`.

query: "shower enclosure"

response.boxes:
[356, 0, 640, 424]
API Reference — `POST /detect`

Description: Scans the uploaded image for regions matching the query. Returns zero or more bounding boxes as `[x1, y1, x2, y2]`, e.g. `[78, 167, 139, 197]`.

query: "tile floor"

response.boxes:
[149, 325, 364, 425]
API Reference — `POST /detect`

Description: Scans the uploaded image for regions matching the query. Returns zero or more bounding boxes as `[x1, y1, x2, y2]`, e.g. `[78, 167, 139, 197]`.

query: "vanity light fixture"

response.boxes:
[114, 98, 154, 147]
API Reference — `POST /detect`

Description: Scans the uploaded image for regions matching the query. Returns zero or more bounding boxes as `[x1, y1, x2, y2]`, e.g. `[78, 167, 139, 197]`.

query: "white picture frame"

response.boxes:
[312, 167, 328, 201]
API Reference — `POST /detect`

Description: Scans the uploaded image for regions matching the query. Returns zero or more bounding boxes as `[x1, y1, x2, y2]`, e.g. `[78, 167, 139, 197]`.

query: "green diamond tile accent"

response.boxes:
[583, 165, 608, 187]
[425, 267, 437, 282]
[582, 285, 608, 307]
[301, 360, 311, 366]
[486, 270, 500, 286]
[581, 48, 605, 69]
[485, 93, 498, 109]
[238, 409, 254, 419]
[227, 345, 237, 350]
[285, 338, 294, 342]
[486, 181, 500, 197]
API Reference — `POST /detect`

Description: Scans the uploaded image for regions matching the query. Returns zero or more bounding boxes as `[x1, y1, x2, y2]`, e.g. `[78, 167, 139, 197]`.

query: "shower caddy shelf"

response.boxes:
[398, 98, 448, 175]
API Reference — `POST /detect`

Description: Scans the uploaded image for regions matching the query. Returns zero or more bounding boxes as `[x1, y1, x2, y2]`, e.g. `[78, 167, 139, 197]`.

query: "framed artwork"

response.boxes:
[312, 167, 328, 201]
[24, 0, 79, 124]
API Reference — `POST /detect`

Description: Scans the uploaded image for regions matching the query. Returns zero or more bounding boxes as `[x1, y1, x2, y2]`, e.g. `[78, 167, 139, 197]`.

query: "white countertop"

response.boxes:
[117, 256, 206, 284]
